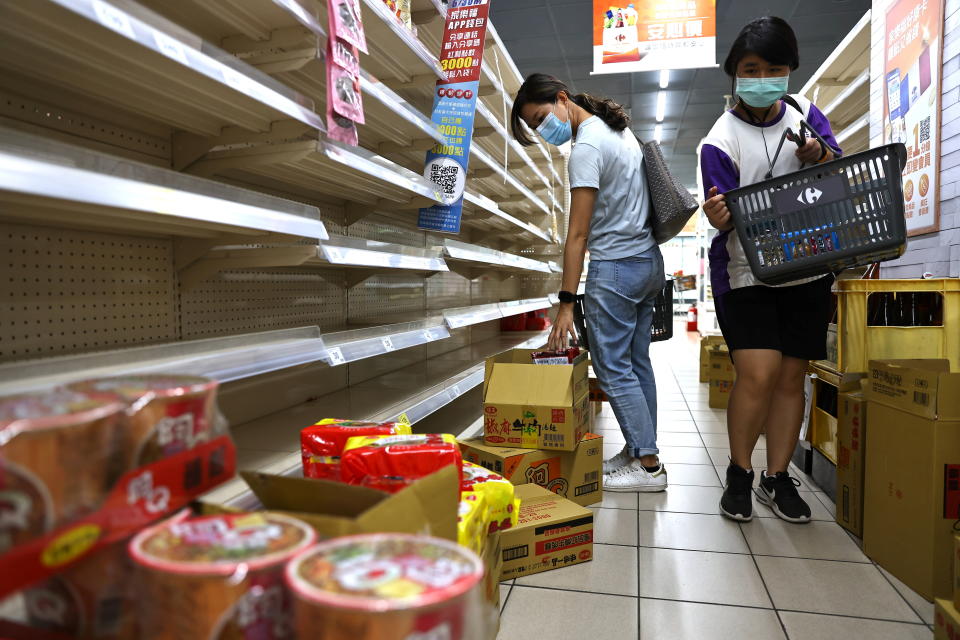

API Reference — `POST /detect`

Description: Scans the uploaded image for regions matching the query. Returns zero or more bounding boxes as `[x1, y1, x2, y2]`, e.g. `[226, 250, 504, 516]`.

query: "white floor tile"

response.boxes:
[499, 584, 511, 611]
[639, 599, 786, 640]
[638, 511, 749, 554]
[741, 518, 870, 562]
[590, 507, 639, 546]
[638, 547, 772, 608]
[707, 447, 768, 468]
[753, 492, 836, 522]
[877, 565, 936, 626]
[499, 587, 638, 640]
[516, 544, 638, 596]
[657, 446, 712, 465]
[779, 611, 931, 640]
[638, 484, 724, 515]
[655, 431, 705, 447]
[598, 491, 638, 510]
[755, 556, 921, 621]
[661, 463, 722, 487]
[695, 420, 730, 433]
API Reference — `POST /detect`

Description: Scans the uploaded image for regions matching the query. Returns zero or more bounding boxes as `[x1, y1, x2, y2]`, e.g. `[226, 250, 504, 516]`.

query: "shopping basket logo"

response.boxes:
[797, 187, 823, 205]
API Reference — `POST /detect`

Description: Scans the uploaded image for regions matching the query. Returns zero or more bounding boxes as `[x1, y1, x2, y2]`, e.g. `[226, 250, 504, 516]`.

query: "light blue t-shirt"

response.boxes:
[567, 116, 654, 261]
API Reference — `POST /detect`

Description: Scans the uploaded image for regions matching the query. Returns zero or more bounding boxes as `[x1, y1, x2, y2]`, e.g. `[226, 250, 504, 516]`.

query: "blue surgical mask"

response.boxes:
[735, 75, 790, 108]
[537, 106, 572, 146]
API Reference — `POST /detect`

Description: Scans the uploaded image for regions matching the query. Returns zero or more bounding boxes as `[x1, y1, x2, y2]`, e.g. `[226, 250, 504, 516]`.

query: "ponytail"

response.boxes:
[510, 73, 630, 146]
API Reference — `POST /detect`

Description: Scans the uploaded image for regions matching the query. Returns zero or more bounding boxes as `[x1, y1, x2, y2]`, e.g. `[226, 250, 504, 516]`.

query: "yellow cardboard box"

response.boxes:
[935, 598, 960, 640]
[483, 349, 590, 451]
[835, 387, 867, 537]
[954, 534, 960, 610]
[459, 433, 603, 507]
[863, 360, 960, 601]
[499, 484, 594, 580]
[708, 345, 735, 409]
[700, 335, 726, 383]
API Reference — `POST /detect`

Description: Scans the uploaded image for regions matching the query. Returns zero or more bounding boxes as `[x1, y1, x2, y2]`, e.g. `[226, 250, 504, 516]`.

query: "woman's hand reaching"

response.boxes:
[703, 186, 733, 231]
[548, 304, 577, 351]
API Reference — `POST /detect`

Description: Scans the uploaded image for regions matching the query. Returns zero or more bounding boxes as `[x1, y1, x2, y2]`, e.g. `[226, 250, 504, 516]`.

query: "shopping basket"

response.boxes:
[573, 278, 674, 350]
[725, 142, 908, 285]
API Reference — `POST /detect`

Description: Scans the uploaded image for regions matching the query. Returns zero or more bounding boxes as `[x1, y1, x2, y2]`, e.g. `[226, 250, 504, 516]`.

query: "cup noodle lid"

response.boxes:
[69, 374, 217, 401]
[285, 534, 483, 613]
[130, 512, 316, 577]
[0, 388, 126, 436]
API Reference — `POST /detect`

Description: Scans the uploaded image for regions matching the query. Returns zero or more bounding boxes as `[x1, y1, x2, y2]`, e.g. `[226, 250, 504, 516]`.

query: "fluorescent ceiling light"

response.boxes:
[659, 70, 670, 89]
[656, 91, 666, 122]
[654, 124, 662, 143]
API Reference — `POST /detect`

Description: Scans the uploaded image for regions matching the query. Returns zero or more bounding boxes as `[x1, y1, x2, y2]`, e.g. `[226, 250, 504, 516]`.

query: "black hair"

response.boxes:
[510, 73, 630, 146]
[723, 16, 800, 77]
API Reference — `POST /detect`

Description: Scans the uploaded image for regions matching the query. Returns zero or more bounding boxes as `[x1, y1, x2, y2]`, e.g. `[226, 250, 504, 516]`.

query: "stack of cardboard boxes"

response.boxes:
[465, 349, 603, 580]
[699, 335, 734, 409]
[933, 534, 960, 638]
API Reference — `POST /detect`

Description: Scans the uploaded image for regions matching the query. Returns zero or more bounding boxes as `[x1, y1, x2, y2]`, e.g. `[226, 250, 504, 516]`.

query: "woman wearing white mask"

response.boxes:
[700, 17, 841, 524]
[510, 74, 666, 493]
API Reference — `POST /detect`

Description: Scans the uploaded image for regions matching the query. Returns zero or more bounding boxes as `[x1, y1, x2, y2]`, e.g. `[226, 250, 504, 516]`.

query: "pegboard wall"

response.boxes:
[0, 222, 178, 361]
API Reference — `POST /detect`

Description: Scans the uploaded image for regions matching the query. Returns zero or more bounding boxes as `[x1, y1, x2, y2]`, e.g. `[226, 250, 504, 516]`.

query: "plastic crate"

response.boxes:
[725, 143, 908, 285]
[824, 278, 960, 373]
[573, 278, 674, 350]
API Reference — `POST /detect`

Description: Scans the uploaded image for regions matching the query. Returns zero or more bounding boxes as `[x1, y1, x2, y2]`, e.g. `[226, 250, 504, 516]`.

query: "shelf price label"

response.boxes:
[381, 337, 395, 351]
[327, 347, 346, 366]
[92, 0, 137, 41]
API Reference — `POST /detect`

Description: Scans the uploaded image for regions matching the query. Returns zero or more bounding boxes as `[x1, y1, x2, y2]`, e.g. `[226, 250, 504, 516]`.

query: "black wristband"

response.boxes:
[558, 290, 575, 304]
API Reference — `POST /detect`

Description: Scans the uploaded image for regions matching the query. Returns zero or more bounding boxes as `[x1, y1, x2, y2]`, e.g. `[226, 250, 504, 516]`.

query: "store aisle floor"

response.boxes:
[495, 327, 935, 640]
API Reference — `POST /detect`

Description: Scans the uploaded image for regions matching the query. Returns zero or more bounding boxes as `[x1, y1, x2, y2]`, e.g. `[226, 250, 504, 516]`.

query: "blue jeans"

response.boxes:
[584, 246, 664, 458]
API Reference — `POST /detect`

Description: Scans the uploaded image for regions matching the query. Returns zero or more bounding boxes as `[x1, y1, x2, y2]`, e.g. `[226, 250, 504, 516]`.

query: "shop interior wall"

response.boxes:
[869, 0, 960, 278]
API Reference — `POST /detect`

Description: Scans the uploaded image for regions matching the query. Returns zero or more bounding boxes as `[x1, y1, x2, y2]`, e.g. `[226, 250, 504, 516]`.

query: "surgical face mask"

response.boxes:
[537, 104, 572, 146]
[735, 75, 790, 108]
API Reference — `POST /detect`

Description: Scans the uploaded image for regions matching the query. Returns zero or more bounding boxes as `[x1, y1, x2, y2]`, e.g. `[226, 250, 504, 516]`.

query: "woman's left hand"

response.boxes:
[796, 138, 827, 164]
[548, 305, 577, 351]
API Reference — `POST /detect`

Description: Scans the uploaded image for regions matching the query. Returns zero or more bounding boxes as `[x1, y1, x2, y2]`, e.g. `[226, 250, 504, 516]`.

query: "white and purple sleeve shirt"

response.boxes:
[698, 94, 841, 295]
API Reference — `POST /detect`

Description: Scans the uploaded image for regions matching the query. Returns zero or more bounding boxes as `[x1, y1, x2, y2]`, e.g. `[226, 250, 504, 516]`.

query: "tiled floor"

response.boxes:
[496, 327, 934, 640]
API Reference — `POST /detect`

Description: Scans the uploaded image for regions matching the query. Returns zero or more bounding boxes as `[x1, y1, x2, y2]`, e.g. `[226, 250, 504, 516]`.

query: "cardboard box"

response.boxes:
[863, 360, 960, 601]
[482, 531, 503, 640]
[459, 433, 603, 507]
[700, 335, 726, 382]
[835, 387, 867, 536]
[234, 465, 459, 541]
[588, 375, 608, 403]
[935, 598, 960, 640]
[955, 534, 960, 610]
[499, 484, 594, 580]
[708, 345, 735, 409]
[483, 349, 590, 451]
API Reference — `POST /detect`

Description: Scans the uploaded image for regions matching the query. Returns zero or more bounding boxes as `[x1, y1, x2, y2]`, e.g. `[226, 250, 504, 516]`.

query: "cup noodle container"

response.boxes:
[0, 389, 126, 554]
[23, 540, 139, 639]
[67, 375, 220, 474]
[129, 511, 316, 640]
[286, 533, 488, 640]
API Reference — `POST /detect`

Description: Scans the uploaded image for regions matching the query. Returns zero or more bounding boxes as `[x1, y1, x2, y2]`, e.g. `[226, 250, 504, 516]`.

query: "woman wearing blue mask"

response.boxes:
[699, 16, 841, 524]
[510, 74, 666, 493]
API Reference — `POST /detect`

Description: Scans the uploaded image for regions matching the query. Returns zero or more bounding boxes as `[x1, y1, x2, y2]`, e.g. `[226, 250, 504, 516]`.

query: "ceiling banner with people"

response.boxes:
[592, 1, 717, 74]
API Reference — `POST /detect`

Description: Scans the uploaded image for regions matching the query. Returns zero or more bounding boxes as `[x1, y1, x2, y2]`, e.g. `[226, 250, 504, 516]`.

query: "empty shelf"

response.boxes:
[441, 239, 551, 274]
[324, 320, 450, 366]
[319, 234, 447, 272]
[0, 127, 327, 241]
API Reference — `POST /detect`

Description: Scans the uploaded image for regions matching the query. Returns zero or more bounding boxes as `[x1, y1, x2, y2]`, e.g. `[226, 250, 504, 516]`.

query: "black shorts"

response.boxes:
[714, 275, 834, 361]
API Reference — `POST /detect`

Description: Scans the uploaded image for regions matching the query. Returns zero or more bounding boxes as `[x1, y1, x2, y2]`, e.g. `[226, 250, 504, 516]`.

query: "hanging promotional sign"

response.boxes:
[418, 0, 492, 234]
[326, 0, 367, 146]
[592, 1, 716, 75]
[882, 0, 943, 236]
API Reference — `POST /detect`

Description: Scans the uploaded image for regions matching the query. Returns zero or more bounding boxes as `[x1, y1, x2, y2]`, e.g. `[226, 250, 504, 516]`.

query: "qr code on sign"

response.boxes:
[920, 116, 930, 143]
[430, 163, 460, 197]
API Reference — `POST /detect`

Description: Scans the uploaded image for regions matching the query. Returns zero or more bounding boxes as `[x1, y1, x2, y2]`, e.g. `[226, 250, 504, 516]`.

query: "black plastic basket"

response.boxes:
[725, 143, 908, 285]
[573, 278, 674, 350]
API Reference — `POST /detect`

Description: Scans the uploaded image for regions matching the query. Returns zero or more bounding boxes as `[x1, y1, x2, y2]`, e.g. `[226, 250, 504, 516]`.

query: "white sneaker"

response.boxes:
[603, 445, 632, 475]
[604, 460, 668, 493]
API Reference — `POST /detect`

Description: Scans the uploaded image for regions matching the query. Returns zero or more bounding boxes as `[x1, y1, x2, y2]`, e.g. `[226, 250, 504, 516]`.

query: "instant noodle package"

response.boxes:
[339, 433, 462, 493]
[456, 491, 489, 555]
[460, 462, 519, 533]
[301, 419, 411, 481]
[285, 533, 490, 640]
[129, 511, 316, 639]
[0, 376, 236, 598]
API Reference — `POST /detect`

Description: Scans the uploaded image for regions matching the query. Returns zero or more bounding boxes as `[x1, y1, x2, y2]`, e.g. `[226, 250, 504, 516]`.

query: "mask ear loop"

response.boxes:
[739, 99, 778, 179]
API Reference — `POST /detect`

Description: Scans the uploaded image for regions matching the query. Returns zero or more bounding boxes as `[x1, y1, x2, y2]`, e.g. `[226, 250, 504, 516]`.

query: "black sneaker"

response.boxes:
[719, 463, 755, 522]
[756, 471, 812, 523]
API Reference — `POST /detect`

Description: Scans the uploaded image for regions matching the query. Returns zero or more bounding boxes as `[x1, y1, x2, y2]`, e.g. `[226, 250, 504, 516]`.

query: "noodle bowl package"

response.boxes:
[23, 540, 138, 639]
[129, 511, 316, 640]
[301, 420, 411, 481]
[456, 492, 488, 555]
[285, 534, 489, 640]
[340, 433, 462, 493]
[461, 462, 519, 533]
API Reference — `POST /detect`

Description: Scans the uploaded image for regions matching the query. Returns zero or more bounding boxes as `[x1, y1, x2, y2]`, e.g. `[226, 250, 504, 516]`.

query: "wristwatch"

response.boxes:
[558, 290, 576, 304]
